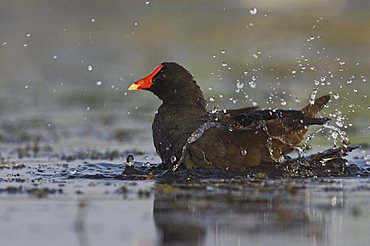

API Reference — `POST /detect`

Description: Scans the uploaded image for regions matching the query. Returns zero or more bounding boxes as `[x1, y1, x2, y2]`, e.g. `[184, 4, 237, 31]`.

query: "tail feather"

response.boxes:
[302, 95, 330, 118]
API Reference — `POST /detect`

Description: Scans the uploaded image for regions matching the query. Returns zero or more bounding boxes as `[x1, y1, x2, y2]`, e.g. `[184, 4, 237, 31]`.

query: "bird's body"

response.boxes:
[129, 62, 330, 169]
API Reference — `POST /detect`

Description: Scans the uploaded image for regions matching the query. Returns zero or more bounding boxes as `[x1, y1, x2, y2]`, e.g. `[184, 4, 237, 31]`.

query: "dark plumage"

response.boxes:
[128, 62, 330, 169]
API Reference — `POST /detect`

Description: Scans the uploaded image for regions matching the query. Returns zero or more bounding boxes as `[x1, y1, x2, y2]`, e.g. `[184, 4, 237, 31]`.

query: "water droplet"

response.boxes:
[291, 70, 296, 74]
[86, 106, 90, 111]
[125, 155, 134, 166]
[145, 1, 150, 4]
[320, 77, 326, 82]
[171, 156, 177, 163]
[209, 96, 215, 102]
[248, 81, 256, 88]
[87, 65, 93, 71]
[249, 8, 257, 15]
[91, 18, 96, 23]
[96, 81, 102, 86]
[26, 33, 31, 38]
[134, 22, 138, 26]
[314, 80, 320, 85]
[236, 81, 244, 89]
[280, 100, 287, 106]
[240, 149, 248, 156]
[25, 84, 29, 89]
[221, 50, 226, 54]
[333, 93, 340, 100]
[335, 113, 345, 127]
[3, 41, 7, 45]
[70, 169, 77, 175]
[23, 43, 28, 47]
[252, 53, 258, 59]
[221, 62, 227, 67]
[52, 55, 58, 59]
[331, 131, 338, 140]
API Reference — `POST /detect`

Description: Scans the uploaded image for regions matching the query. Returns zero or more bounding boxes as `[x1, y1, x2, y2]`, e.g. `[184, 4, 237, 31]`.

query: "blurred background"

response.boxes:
[0, 0, 369, 149]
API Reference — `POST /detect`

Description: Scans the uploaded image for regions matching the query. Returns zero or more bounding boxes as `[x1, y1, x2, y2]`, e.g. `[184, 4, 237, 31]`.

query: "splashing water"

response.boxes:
[249, 81, 256, 88]
[187, 122, 221, 144]
[259, 122, 280, 163]
[173, 121, 224, 171]
[236, 81, 244, 89]
[309, 88, 318, 105]
[303, 127, 325, 148]
[323, 123, 349, 147]
[125, 155, 134, 167]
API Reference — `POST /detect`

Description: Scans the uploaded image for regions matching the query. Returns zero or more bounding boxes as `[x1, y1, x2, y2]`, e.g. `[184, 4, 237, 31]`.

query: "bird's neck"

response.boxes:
[160, 85, 207, 113]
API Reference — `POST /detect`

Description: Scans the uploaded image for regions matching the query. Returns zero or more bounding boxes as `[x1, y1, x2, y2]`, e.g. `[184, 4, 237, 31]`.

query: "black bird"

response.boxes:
[128, 62, 330, 169]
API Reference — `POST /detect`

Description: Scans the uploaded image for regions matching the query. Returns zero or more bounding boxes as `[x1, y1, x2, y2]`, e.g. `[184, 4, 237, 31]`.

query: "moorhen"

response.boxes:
[128, 62, 330, 169]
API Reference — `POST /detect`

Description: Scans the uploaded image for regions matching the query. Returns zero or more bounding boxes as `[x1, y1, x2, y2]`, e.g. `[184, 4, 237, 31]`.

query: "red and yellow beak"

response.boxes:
[128, 64, 163, 90]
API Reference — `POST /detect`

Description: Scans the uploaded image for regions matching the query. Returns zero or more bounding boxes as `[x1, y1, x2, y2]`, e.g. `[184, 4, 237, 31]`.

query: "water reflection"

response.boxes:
[153, 181, 334, 246]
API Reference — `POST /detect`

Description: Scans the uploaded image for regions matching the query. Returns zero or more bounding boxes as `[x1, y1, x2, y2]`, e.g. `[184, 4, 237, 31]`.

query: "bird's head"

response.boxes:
[128, 62, 205, 104]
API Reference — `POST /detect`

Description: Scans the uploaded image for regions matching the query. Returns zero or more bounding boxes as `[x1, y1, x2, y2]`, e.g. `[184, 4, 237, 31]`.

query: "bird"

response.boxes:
[128, 62, 330, 169]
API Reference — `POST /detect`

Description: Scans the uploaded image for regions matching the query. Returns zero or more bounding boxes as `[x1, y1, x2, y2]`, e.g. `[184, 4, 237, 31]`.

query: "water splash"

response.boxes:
[323, 123, 349, 147]
[173, 120, 225, 171]
[259, 122, 280, 163]
[309, 88, 318, 105]
[125, 155, 134, 167]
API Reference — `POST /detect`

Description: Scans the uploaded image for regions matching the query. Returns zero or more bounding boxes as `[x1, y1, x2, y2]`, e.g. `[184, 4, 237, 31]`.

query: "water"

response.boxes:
[0, 105, 368, 246]
[1, 156, 370, 246]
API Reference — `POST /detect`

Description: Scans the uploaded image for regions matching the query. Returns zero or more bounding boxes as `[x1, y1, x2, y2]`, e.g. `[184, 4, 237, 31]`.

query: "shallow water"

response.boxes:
[0, 101, 368, 246]
[0, 143, 369, 246]
[2, 163, 370, 246]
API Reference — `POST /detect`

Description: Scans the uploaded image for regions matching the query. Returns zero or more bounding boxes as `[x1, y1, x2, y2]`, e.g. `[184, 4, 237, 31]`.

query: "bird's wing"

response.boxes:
[229, 109, 305, 128]
[225, 107, 259, 117]
[180, 122, 267, 169]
